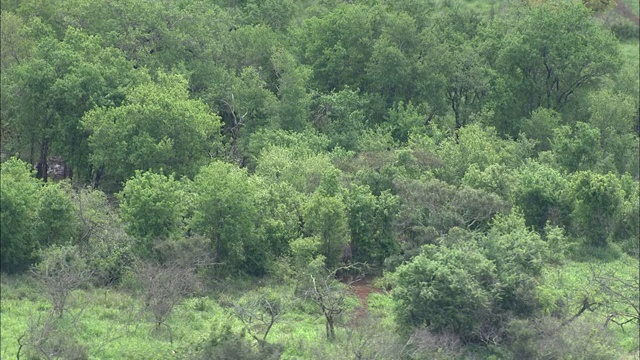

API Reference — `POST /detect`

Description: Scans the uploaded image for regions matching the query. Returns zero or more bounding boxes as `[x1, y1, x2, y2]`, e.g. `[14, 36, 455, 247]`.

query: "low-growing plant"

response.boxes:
[505, 316, 622, 359]
[135, 260, 200, 343]
[32, 245, 94, 318]
[611, 20, 639, 41]
[17, 311, 88, 360]
[191, 323, 283, 360]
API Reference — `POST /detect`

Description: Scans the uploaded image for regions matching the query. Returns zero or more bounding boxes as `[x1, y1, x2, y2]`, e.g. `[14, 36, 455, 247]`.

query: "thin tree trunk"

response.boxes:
[29, 133, 36, 165]
[327, 315, 335, 340]
[37, 138, 49, 182]
[92, 165, 103, 188]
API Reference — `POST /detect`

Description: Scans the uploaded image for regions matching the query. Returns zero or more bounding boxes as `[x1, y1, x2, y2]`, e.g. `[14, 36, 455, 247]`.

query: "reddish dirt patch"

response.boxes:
[348, 277, 384, 319]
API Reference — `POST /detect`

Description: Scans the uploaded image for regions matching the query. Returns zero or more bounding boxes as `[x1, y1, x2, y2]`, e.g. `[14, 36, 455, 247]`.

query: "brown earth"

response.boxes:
[615, 0, 639, 25]
[349, 277, 384, 319]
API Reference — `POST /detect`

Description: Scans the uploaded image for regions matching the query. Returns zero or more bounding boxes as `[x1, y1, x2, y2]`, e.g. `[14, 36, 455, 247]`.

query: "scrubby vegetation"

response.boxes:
[1, 0, 638, 358]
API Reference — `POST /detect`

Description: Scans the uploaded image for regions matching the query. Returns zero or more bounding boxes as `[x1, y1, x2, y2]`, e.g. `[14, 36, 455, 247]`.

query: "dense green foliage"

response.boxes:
[1, 0, 638, 358]
[1, 158, 77, 273]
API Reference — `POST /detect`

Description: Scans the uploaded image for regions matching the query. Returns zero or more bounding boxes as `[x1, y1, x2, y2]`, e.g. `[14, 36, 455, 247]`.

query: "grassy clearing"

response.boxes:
[540, 253, 639, 355]
[620, 41, 640, 64]
[0, 274, 245, 359]
[0, 275, 395, 359]
[2, 262, 634, 358]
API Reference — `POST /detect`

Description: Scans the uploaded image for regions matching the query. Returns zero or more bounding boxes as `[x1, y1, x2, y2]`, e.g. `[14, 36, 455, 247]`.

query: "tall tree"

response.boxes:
[118, 171, 188, 258]
[568, 171, 625, 247]
[345, 185, 399, 267]
[0, 11, 33, 71]
[271, 48, 313, 132]
[1, 158, 77, 273]
[3, 25, 138, 182]
[365, 10, 419, 107]
[190, 161, 260, 274]
[486, 0, 620, 136]
[82, 72, 222, 188]
[1, 158, 42, 273]
[416, 8, 490, 130]
[551, 122, 603, 173]
[294, 3, 382, 92]
[302, 189, 350, 270]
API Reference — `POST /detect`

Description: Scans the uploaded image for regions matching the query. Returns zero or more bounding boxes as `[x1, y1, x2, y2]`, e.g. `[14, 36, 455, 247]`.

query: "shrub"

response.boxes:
[568, 171, 625, 247]
[610, 21, 639, 41]
[505, 316, 622, 359]
[1, 158, 77, 273]
[1, 158, 41, 273]
[18, 311, 89, 360]
[391, 241, 497, 339]
[32, 245, 93, 318]
[72, 187, 134, 286]
[194, 323, 282, 360]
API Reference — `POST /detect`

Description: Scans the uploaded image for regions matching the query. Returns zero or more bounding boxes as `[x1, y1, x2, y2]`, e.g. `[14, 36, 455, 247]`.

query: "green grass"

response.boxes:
[0, 281, 227, 359]
[622, 0, 639, 17]
[3, 255, 634, 359]
[620, 42, 640, 64]
[540, 253, 639, 355]
[0, 275, 396, 360]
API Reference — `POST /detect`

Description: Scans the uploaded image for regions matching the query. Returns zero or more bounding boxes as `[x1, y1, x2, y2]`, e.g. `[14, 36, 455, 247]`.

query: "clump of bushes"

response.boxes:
[610, 20, 639, 41]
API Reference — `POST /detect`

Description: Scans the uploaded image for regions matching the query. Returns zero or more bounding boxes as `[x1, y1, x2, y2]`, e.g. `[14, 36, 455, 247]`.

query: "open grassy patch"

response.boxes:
[540, 254, 639, 355]
[620, 41, 640, 62]
[0, 278, 233, 359]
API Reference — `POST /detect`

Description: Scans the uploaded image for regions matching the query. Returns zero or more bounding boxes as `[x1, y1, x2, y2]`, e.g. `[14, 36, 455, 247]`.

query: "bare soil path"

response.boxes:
[349, 277, 384, 319]
[615, 0, 639, 25]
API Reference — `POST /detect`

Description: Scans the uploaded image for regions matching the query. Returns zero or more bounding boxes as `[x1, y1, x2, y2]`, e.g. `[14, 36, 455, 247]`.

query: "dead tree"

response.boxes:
[17, 291, 141, 360]
[135, 260, 199, 344]
[589, 263, 640, 331]
[303, 264, 364, 340]
[233, 293, 287, 348]
[17, 296, 91, 360]
[344, 313, 406, 360]
[559, 262, 639, 332]
[32, 245, 94, 318]
[221, 93, 247, 164]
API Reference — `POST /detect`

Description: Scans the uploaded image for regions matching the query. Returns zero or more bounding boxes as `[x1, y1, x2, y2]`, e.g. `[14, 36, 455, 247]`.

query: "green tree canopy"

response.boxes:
[392, 239, 497, 339]
[1, 158, 77, 273]
[190, 161, 260, 274]
[486, 0, 620, 136]
[568, 171, 626, 247]
[302, 190, 350, 270]
[82, 72, 222, 188]
[1, 158, 42, 272]
[2, 25, 139, 182]
[118, 171, 188, 258]
[294, 3, 382, 92]
[345, 185, 399, 267]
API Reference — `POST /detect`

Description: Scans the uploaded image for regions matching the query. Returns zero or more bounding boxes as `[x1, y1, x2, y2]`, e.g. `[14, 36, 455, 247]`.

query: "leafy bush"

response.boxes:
[392, 212, 549, 341]
[505, 316, 622, 360]
[610, 21, 639, 41]
[392, 241, 497, 339]
[1, 158, 78, 274]
[568, 171, 625, 247]
[193, 323, 282, 360]
[511, 161, 570, 231]
[1, 158, 41, 273]
[72, 187, 134, 286]
[118, 171, 188, 256]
